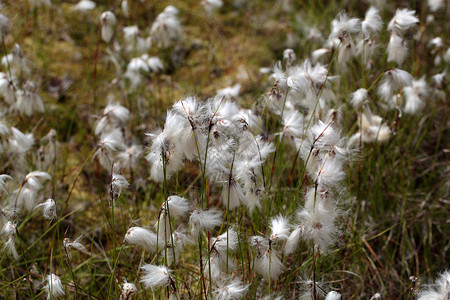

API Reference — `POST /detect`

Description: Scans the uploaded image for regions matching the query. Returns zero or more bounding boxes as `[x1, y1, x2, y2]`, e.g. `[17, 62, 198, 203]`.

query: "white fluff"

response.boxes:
[189, 208, 222, 237]
[140, 264, 172, 290]
[43, 274, 65, 300]
[124, 227, 157, 252]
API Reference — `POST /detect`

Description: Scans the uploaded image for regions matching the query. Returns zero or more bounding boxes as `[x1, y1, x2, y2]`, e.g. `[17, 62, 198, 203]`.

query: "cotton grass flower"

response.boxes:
[34, 198, 57, 220]
[2, 44, 30, 76]
[15, 81, 44, 116]
[150, 6, 182, 48]
[145, 111, 186, 182]
[427, 0, 445, 12]
[325, 291, 342, 300]
[95, 102, 130, 135]
[362, 7, 382, 38]
[404, 77, 428, 115]
[387, 9, 419, 36]
[0, 174, 12, 194]
[417, 270, 450, 300]
[325, 291, 341, 300]
[100, 11, 116, 43]
[202, 0, 223, 18]
[0, 72, 17, 106]
[1, 221, 18, 258]
[189, 208, 222, 237]
[377, 68, 413, 102]
[43, 274, 65, 300]
[387, 34, 409, 65]
[140, 264, 174, 290]
[63, 235, 86, 259]
[120, 281, 137, 300]
[13, 171, 51, 212]
[111, 173, 129, 202]
[124, 226, 157, 252]
[71, 0, 96, 11]
[213, 278, 248, 300]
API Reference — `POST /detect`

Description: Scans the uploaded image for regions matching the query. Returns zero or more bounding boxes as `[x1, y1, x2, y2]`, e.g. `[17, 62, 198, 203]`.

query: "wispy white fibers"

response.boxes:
[140, 264, 174, 290]
[417, 270, 450, 300]
[43, 274, 65, 300]
[124, 226, 157, 252]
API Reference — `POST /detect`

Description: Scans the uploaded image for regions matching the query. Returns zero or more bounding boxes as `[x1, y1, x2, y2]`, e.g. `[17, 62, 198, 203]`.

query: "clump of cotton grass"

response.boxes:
[120, 281, 137, 300]
[11, 171, 51, 212]
[110, 173, 129, 205]
[295, 189, 340, 251]
[15, 80, 44, 117]
[202, 0, 223, 18]
[328, 12, 361, 65]
[404, 77, 429, 115]
[43, 273, 65, 300]
[386, 9, 418, 65]
[122, 26, 151, 54]
[0, 174, 12, 194]
[124, 226, 157, 252]
[34, 198, 57, 221]
[155, 195, 191, 247]
[349, 88, 391, 145]
[94, 129, 126, 171]
[145, 111, 185, 182]
[250, 215, 289, 281]
[283, 48, 296, 67]
[387, 8, 419, 37]
[205, 227, 239, 280]
[2, 44, 30, 76]
[0, 72, 17, 106]
[100, 11, 116, 43]
[213, 278, 249, 300]
[71, 0, 96, 11]
[417, 270, 450, 300]
[1, 220, 18, 259]
[325, 291, 342, 300]
[189, 208, 222, 238]
[377, 68, 413, 103]
[8, 127, 34, 155]
[349, 112, 391, 145]
[115, 144, 143, 171]
[250, 235, 284, 281]
[150, 6, 182, 48]
[37, 129, 59, 171]
[63, 235, 86, 259]
[216, 83, 241, 100]
[140, 264, 176, 292]
[95, 101, 130, 136]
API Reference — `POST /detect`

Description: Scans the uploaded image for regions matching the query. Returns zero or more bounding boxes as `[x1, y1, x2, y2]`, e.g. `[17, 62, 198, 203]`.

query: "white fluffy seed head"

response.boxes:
[254, 249, 285, 281]
[34, 198, 57, 220]
[325, 291, 342, 300]
[387, 9, 419, 36]
[44, 273, 65, 300]
[189, 208, 222, 237]
[362, 7, 382, 37]
[211, 227, 239, 253]
[214, 278, 249, 300]
[140, 264, 172, 290]
[417, 270, 450, 300]
[163, 195, 191, 218]
[269, 215, 290, 243]
[124, 226, 157, 252]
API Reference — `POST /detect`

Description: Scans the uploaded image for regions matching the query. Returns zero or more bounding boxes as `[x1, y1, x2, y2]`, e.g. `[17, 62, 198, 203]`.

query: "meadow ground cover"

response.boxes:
[0, 0, 448, 299]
